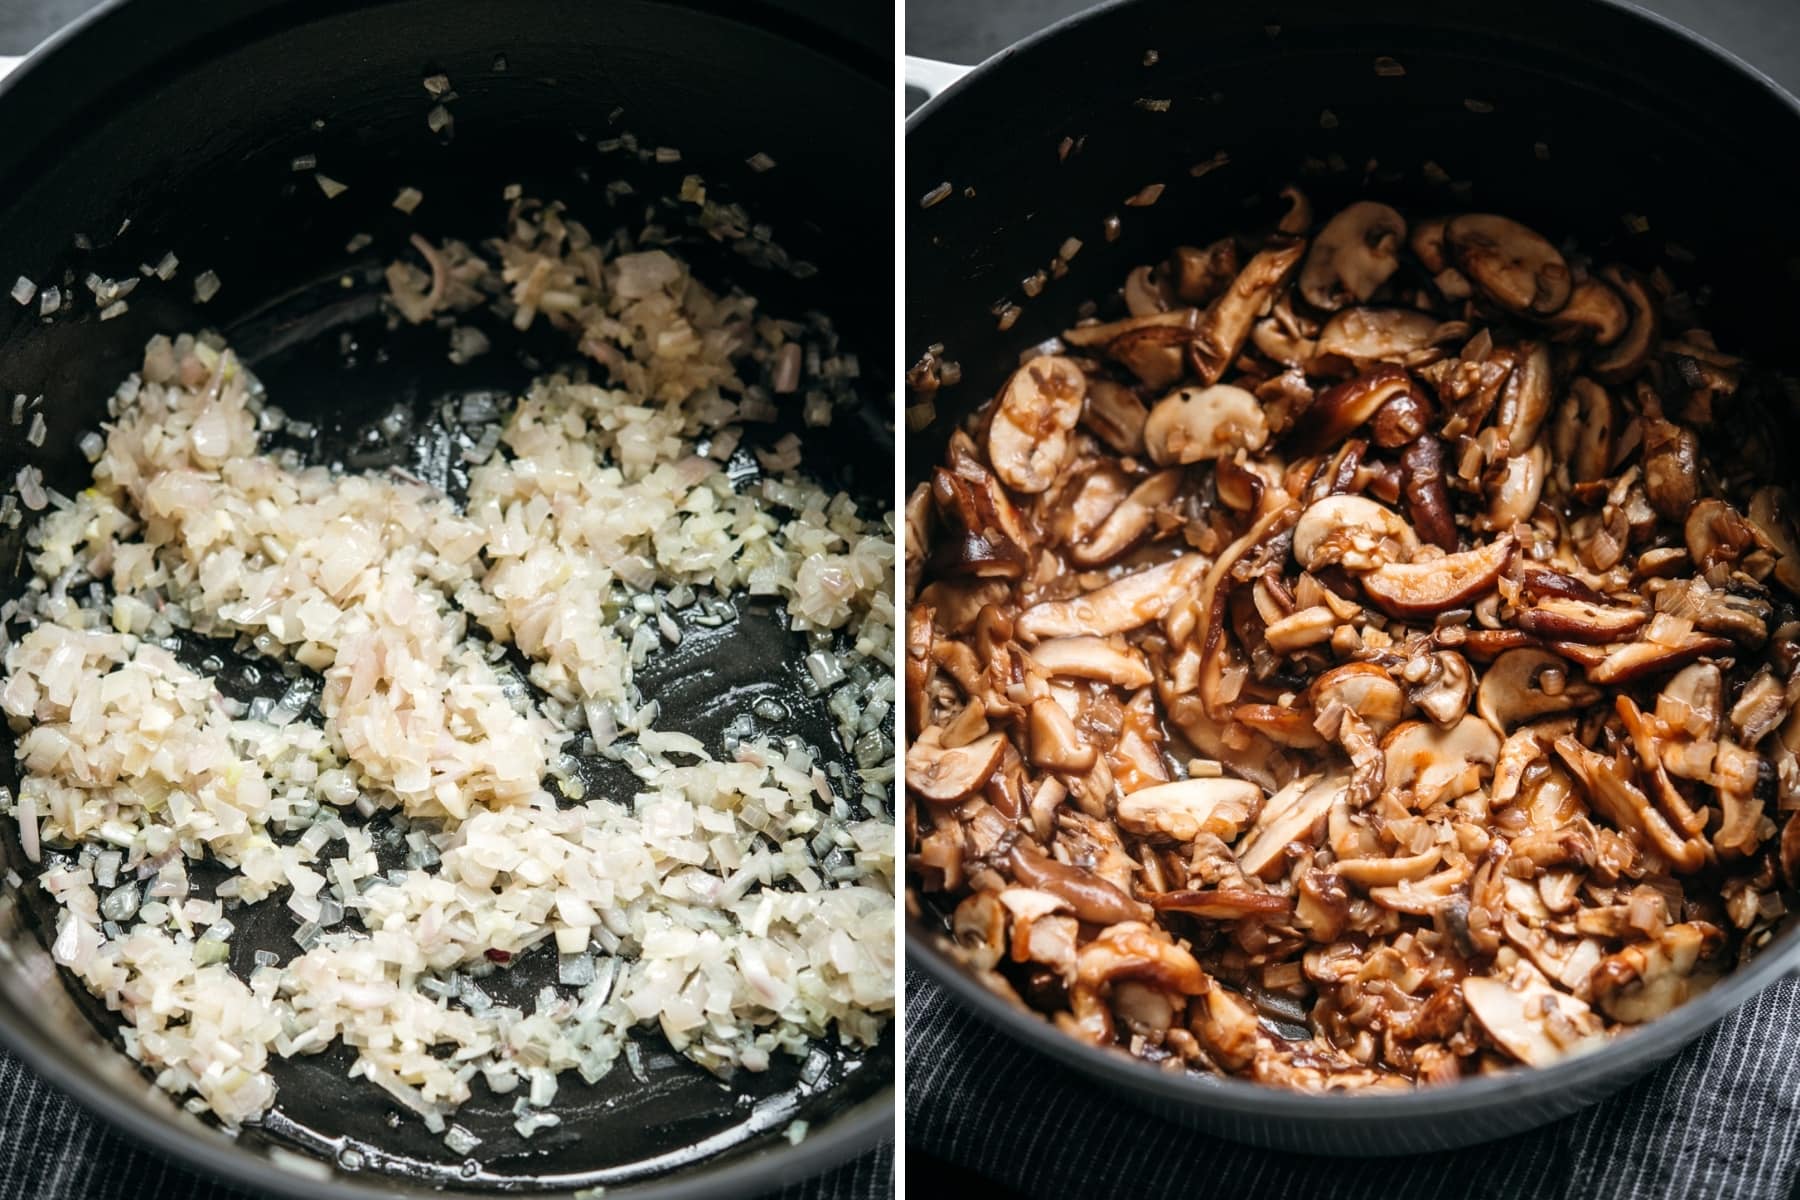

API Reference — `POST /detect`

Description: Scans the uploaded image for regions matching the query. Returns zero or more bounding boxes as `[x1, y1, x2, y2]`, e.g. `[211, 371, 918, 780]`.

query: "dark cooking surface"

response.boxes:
[907, 0, 1800, 1196]
[0, 3, 892, 1199]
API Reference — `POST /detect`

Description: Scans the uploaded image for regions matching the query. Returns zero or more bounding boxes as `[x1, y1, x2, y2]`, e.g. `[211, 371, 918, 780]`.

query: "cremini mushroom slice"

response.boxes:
[1361, 534, 1514, 617]
[1075, 922, 1209, 996]
[1291, 365, 1423, 453]
[1477, 648, 1600, 732]
[1173, 237, 1240, 304]
[1408, 651, 1474, 728]
[1655, 662, 1722, 740]
[1589, 265, 1658, 382]
[908, 729, 1007, 802]
[1235, 702, 1328, 748]
[1400, 434, 1458, 551]
[1642, 417, 1700, 522]
[1298, 201, 1406, 311]
[1144, 383, 1269, 465]
[1028, 636, 1154, 688]
[1589, 922, 1726, 1023]
[1235, 772, 1347, 880]
[1116, 777, 1262, 842]
[1124, 264, 1174, 317]
[1586, 629, 1731, 687]
[1382, 715, 1501, 808]
[1334, 847, 1442, 887]
[1462, 970, 1603, 1068]
[1748, 486, 1800, 596]
[1069, 468, 1181, 566]
[1149, 888, 1291, 918]
[1292, 494, 1419, 573]
[1367, 862, 1471, 914]
[951, 891, 1008, 970]
[1550, 377, 1615, 485]
[1063, 308, 1200, 390]
[1444, 213, 1572, 316]
[1310, 662, 1406, 737]
[1477, 442, 1548, 531]
[1545, 276, 1629, 345]
[1016, 554, 1208, 641]
[1517, 597, 1648, 643]
[1313, 306, 1443, 366]
[1493, 340, 1553, 452]
[1028, 697, 1097, 773]
[987, 354, 1086, 493]
[1082, 378, 1151, 456]
[1190, 237, 1307, 383]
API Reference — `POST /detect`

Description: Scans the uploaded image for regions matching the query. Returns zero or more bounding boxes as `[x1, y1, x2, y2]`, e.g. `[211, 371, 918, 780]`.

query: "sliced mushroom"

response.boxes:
[1445, 213, 1571, 316]
[1685, 497, 1759, 573]
[1516, 597, 1648, 643]
[1410, 217, 1449, 272]
[988, 355, 1087, 493]
[1334, 847, 1442, 887]
[907, 730, 1007, 802]
[1144, 384, 1269, 465]
[1027, 636, 1153, 689]
[1655, 662, 1722, 740]
[1076, 922, 1208, 995]
[1641, 417, 1699, 522]
[1361, 535, 1514, 618]
[1476, 443, 1548, 532]
[1116, 777, 1262, 842]
[1069, 469, 1181, 567]
[1263, 605, 1339, 654]
[1235, 772, 1347, 880]
[1008, 844, 1152, 926]
[1586, 633, 1731, 686]
[1400, 434, 1458, 552]
[1063, 309, 1200, 390]
[1588, 265, 1658, 383]
[1173, 238, 1240, 304]
[1409, 651, 1474, 728]
[1298, 201, 1406, 311]
[1082, 379, 1151, 456]
[1589, 922, 1725, 1023]
[1382, 715, 1501, 808]
[1235, 703, 1328, 748]
[1748, 486, 1800, 596]
[1545, 277, 1628, 345]
[1291, 494, 1419, 573]
[951, 891, 1007, 969]
[1462, 971, 1603, 1068]
[1017, 554, 1209, 641]
[1550, 377, 1614, 485]
[1028, 697, 1097, 773]
[1309, 663, 1406, 737]
[1553, 736, 1707, 871]
[1494, 340, 1553, 452]
[1190, 237, 1308, 384]
[1124, 264, 1174, 317]
[1149, 888, 1291, 918]
[1477, 648, 1600, 732]
[1314, 307, 1443, 366]
[1367, 862, 1472, 914]
[1291, 365, 1423, 453]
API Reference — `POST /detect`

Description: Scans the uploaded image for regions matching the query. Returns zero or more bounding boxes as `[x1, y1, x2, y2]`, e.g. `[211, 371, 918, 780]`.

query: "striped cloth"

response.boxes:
[0, 1049, 890, 1200]
[907, 970, 1800, 1198]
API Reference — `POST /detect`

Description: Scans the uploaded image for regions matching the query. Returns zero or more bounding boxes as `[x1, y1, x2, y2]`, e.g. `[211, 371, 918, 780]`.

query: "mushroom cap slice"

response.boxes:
[1477, 648, 1601, 732]
[987, 355, 1086, 493]
[1382, 715, 1501, 808]
[1028, 636, 1153, 688]
[1748, 485, 1800, 597]
[1235, 703, 1328, 748]
[1550, 377, 1615, 485]
[1516, 597, 1648, 643]
[1445, 213, 1572, 316]
[1292, 494, 1419, 573]
[1017, 554, 1209, 641]
[1149, 888, 1292, 918]
[1360, 534, 1514, 617]
[1462, 972, 1603, 1068]
[1234, 772, 1347, 880]
[1309, 662, 1406, 737]
[1546, 276, 1628, 345]
[1290, 365, 1422, 453]
[1144, 383, 1269, 466]
[1116, 777, 1262, 842]
[1298, 201, 1407, 311]
[1069, 468, 1181, 567]
[1409, 651, 1474, 728]
[1588, 265, 1658, 383]
[1082, 378, 1151, 456]
[1314, 306, 1442, 365]
[1589, 922, 1726, 1024]
[907, 730, 1007, 802]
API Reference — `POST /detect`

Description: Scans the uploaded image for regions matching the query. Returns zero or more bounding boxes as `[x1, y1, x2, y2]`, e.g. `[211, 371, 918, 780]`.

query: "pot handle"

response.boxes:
[904, 55, 971, 100]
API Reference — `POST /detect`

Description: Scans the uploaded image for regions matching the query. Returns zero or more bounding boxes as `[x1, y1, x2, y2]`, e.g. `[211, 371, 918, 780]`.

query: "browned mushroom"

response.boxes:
[1477, 443, 1548, 532]
[1017, 554, 1208, 640]
[1748, 486, 1800, 596]
[1124, 264, 1174, 317]
[1144, 384, 1269, 465]
[988, 355, 1087, 493]
[1313, 306, 1443, 366]
[1588, 265, 1658, 382]
[1382, 715, 1501, 808]
[1400, 434, 1458, 551]
[1028, 697, 1098, 772]
[1292, 494, 1419, 573]
[1007, 844, 1152, 926]
[1116, 777, 1262, 842]
[1235, 772, 1347, 880]
[1190, 237, 1308, 383]
[1549, 377, 1615, 485]
[1444, 213, 1572, 316]
[1149, 888, 1291, 918]
[1082, 379, 1151, 456]
[1462, 969, 1603, 1067]
[1494, 340, 1553, 453]
[1545, 277, 1628, 345]
[1477, 648, 1600, 732]
[1361, 535, 1514, 617]
[1585, 631, 1732, 686]
[908, 730, 1007, 802]
[951, 891, 1008, 969]
[1173, 238, 1239, 304]
[1408, 651, 1474, 728]
[1064, 309, 1200, 390]
[1685, 498, 1759, 573]
[1291, 365, 1424, 453]
[1588, 922, 1725, 1023]
[1309, 662, 1407, 737]
[1641, 417, 1699, 522]
[1298, 201, 1406, 311]
[1027, 636, 1154, 689]
[1517, 597, 1648, 643]
[1069, 469, 1181, 566]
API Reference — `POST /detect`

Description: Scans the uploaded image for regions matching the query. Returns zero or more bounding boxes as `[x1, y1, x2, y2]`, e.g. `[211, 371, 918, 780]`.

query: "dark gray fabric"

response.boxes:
[907, 970, 1800, 1199]
[0, 1044, 890, 1200]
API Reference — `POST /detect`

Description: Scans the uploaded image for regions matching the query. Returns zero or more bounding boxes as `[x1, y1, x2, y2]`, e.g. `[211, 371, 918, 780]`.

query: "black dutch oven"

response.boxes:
[906, 0, 1800, 1155]
[0, 0, 893, 1195]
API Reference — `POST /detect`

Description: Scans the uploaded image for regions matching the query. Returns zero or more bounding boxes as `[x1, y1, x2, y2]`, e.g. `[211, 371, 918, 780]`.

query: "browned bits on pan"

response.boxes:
[906, 189, 1800, 1090]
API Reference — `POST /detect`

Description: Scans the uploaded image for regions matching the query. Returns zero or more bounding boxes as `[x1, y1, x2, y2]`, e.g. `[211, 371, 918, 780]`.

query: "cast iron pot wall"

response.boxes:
[907, 0, 1800, 1156]
[0, 0, 892, 1196]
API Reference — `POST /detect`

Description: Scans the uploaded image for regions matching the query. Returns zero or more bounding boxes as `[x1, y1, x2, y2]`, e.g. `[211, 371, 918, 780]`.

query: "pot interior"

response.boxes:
[0, 0, 892, 1191]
